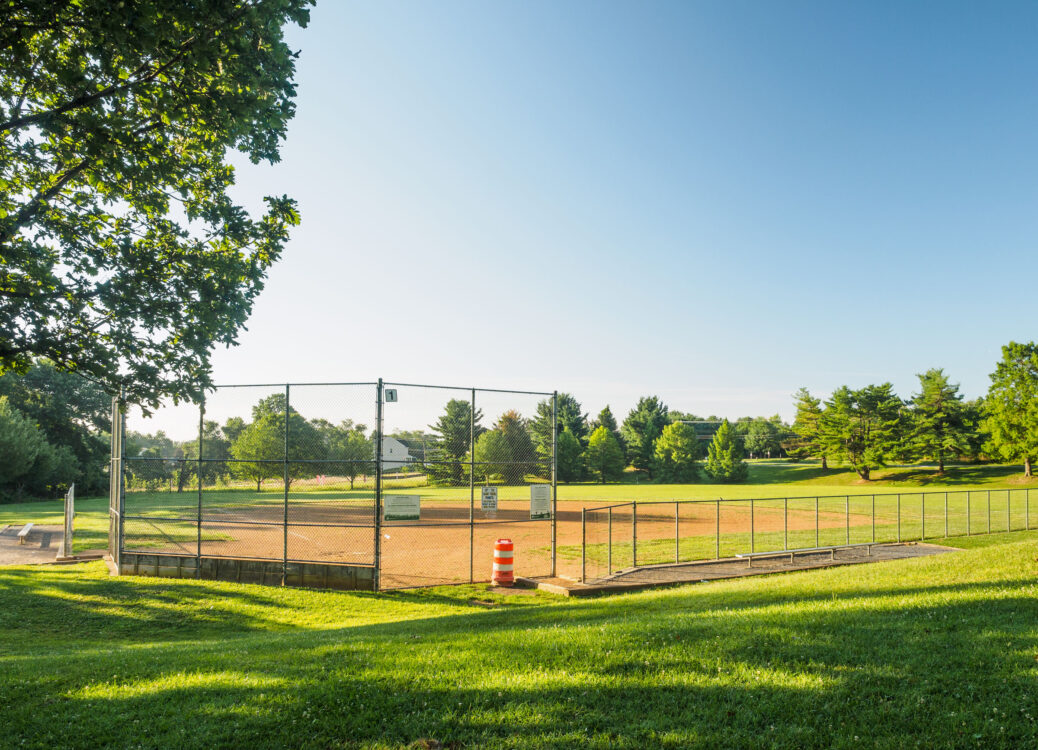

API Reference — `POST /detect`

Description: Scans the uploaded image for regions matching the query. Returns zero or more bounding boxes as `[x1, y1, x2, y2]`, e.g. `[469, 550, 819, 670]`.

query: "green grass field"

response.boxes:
[2, 531, 1038, 748]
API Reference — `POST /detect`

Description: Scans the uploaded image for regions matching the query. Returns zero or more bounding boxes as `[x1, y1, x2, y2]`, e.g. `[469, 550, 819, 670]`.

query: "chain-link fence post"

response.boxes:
[581, 507, 586, 582]
[469, 388, 475, 584]
[897, 494, 901, 542]
[945, 492, 949, 538]
[783, 497, 788, 551]
[197, 398, 204, 579]
[632, 501, 637, 568]
[921, 493, 925, 540]
[373, 380, 383, 592]
[967, 492, 972, 535]
[550, 391, 558, 577]
[715, 499, 720, 559]
[815, 496, 819, 547]
[607, 507, 612, 575]
[117, 388, 125, 568]
[871, 495, 876, 543]
[750, 498, 755, 553]
[987, 490, 991, 534]
[846, 495, 850, 544]
[674, 501, 680, 563]
[282, 384, 290, 586]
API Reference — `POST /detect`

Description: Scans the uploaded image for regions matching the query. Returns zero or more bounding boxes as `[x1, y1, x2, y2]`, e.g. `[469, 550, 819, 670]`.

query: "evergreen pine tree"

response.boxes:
[704, 419, 748, 483]
[910, 368, 973, 474]
[621, 396, 669, 478]
[595, 405, 626, 459]
[653, 422, 700, 482]
[791, 388, 827, 468]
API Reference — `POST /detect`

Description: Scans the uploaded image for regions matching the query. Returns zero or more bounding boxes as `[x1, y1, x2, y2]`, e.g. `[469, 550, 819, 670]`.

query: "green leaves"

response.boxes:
[586, 425, 625, 483]
[984, 342, 1038, 476]
[0, 1, 313, 408]
[653, 422, 700, 483]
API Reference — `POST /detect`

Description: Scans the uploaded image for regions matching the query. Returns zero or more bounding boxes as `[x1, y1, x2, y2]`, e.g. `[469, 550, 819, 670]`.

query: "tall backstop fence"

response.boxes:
[579, 489, 1037, 582]
[110, 381, 558, 591]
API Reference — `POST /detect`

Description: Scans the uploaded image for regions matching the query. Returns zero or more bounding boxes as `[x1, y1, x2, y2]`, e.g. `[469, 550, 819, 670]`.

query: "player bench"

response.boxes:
[735, 542, 878, 568]
[17, 523, 34, 545]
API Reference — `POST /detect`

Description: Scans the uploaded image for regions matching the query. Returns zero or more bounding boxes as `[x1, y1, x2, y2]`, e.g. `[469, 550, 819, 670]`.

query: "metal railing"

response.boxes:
[580, 488, 1035, 582]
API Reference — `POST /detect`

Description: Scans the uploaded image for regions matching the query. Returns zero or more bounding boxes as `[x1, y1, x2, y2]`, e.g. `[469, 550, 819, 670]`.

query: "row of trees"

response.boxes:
[125, 394, 374, 492]
[791, 343, 1038, 479]
[415, 394, 750, 485]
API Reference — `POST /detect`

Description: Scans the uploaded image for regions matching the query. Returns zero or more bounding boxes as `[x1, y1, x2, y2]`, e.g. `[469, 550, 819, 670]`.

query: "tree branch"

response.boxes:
[0, 37, 195, 134]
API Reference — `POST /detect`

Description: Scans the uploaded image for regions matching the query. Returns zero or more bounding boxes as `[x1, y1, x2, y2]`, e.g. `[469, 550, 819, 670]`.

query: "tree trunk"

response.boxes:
[821, 455, 828, 470]
[349, 476, 354, 490]
[858, 466, 870, 481]
[938, 455, 945, 474]
[256, 478, 261, 492]
[1026, 457, 1033, 478]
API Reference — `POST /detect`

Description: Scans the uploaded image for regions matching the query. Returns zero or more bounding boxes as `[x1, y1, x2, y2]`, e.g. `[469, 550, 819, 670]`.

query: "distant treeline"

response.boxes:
[2, 342, 1036, 499]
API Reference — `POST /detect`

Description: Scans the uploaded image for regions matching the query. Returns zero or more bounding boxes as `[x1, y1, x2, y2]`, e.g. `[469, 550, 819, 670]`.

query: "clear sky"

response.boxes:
[148, 0, 1038, 437]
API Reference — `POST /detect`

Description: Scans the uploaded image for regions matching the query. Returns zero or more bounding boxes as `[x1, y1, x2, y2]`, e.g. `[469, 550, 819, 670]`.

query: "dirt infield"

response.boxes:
[121, 498, 878, 588]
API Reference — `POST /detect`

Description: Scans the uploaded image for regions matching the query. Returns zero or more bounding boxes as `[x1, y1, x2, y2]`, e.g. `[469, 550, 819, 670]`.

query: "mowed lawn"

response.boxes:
[2, 533, 1038, 748]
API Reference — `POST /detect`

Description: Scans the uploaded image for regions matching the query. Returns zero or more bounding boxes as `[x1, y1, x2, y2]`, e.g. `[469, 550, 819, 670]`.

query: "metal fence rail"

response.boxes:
[580, 488, 1035, 582]
[114, 380, 558, 591]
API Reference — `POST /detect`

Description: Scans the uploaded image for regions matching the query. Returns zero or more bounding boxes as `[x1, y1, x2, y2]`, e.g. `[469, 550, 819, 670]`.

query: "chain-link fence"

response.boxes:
[580, 489, 1037, 582]
[113, 380, 558, 591]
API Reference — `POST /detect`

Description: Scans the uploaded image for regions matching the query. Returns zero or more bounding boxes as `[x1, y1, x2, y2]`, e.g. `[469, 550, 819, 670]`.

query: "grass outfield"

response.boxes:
[1, 533, 1037, 748]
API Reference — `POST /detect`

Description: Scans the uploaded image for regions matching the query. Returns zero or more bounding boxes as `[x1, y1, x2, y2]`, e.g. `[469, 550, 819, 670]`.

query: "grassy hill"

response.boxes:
[2, 531, 1038, 748]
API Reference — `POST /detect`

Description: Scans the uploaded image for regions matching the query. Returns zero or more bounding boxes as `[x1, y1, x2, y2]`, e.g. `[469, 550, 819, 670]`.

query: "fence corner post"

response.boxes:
[581, 507, 586, 583]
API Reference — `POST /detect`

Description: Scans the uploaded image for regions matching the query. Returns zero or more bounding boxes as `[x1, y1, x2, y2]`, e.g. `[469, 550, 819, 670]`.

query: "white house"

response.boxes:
[379, 437, 413, 471]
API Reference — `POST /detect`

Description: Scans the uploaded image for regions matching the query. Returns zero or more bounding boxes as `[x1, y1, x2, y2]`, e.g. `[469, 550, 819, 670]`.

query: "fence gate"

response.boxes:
[112, 380, 557, 591]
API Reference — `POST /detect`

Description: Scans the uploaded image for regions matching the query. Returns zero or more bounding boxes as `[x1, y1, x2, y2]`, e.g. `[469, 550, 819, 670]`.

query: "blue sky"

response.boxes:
[184, 0, 1038, 433]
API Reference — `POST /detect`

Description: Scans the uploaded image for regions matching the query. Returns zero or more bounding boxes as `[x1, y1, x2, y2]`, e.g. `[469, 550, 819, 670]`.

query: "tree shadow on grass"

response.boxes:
[5, 583, 1038, 749]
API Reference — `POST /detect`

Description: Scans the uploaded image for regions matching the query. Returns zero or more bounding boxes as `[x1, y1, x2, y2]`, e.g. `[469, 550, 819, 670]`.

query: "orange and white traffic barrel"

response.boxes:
[492, 538, 514, 586]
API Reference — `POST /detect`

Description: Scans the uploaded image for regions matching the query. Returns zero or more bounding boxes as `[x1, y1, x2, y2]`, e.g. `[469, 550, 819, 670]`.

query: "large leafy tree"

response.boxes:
[472, 410, 534, 485]
[180, 420, 231, 489]
[0, 395, 44, 489]
[0, 359, 110, 492]
[229, 397, 325, 490]
[0, 1, 310, 407]
[621, 396, 669, 478]
[909, 368, 973, 474]
[744, 418, 780, 458]
[312, 419, 371, 490]
[984, 341, 1038, 477]
[653, 422, 700, 483]
[584, 425, 625, 483]
[555, 427, 583, 483]
[820, 384, 904, 481]
[703, 419, 748, 483]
